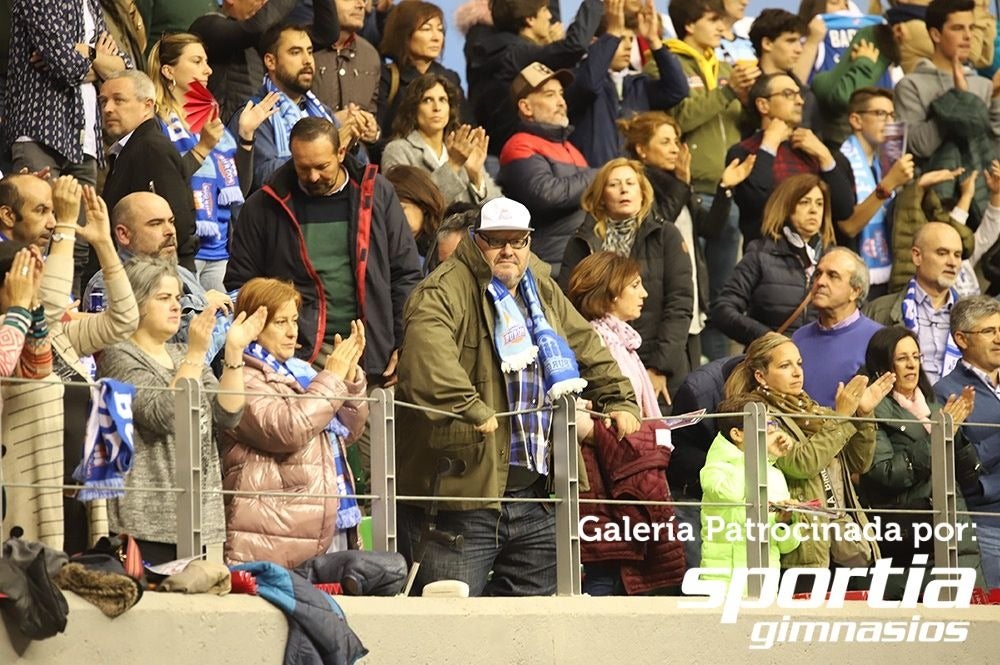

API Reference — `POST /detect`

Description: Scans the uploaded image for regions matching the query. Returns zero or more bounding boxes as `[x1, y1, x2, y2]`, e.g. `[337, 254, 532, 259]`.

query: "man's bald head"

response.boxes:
[0, 175, 56, 249]
[112, 192, 178, 261]
[912, 221, 963, 293]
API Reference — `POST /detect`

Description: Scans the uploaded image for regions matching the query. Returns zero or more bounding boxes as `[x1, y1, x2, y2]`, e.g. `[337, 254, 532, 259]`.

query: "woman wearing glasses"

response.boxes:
[859, 326, 984, 599]
[561, 158, 694, 403]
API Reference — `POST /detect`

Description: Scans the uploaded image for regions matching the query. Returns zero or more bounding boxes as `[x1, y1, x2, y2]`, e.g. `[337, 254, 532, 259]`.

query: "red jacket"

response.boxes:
[580, 419, 686, 594]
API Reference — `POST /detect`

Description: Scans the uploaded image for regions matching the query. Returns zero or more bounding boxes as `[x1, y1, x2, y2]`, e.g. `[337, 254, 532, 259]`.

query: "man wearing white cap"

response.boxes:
[395, 196, 641, 596]
[498, 62, 595, 276]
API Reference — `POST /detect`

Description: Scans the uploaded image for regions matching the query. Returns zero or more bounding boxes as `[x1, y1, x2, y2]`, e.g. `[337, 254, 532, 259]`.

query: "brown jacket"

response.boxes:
[220, 355, 367, 568]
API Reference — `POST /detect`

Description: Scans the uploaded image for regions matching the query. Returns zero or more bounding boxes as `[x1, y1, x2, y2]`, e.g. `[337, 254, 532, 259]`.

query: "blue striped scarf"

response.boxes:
[73, 379, 136, 500]
[162, 112, 244, 243]
[245, 342, 362, 530]
[263, 75, 333, 159]
[901, 278, 962, 379]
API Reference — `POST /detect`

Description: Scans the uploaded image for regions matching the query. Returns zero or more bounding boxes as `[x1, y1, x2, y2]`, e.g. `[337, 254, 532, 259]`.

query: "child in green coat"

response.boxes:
[699, 393, 801, 588]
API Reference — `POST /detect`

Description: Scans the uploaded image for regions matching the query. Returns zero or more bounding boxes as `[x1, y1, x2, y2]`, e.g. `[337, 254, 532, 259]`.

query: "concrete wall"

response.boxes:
[4, 594, 1000, 664]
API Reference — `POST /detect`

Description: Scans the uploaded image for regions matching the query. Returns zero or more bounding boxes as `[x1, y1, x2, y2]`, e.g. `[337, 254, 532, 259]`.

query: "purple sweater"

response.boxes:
[792, 313, 884, 407]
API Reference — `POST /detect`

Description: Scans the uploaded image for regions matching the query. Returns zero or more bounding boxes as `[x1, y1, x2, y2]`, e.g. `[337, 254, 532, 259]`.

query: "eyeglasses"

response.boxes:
[767, 88, 803, 100]
[961, 327, 1000, 338]
[476, 232, 531, 249]
[857, 109, 896, 120]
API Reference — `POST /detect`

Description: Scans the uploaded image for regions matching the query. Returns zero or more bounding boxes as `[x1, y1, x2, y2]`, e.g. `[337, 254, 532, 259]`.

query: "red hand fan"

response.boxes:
[183, 80, 219, 135]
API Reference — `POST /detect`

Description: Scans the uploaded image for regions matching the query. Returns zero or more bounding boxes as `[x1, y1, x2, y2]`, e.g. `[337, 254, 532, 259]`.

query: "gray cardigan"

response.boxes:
[97, 341, 243, 545]
[381, 130, 502, 207]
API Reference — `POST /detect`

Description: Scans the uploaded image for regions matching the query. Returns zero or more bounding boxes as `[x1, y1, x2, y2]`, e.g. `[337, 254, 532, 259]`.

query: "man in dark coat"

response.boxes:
[100, 70, 198, 272]
[497, 62, 594, 276]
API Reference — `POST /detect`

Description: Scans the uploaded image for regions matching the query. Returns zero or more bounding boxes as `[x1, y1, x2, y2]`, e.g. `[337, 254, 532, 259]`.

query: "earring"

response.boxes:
[167, 78, 176, 91]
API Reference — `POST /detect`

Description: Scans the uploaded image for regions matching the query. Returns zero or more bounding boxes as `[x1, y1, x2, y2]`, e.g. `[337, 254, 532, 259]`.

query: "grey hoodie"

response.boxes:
[894, 57, 1000, 159]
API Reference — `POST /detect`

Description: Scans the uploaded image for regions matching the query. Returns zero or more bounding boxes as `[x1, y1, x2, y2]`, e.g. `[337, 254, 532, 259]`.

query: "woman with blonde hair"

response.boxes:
[561, 157, 694, 402]
[713, 173, 835, 345]
[619, 110, 754, 369]
[724, 331, 894, 574]
[147, 33, 279, 293]
[220, 278, 369, 566]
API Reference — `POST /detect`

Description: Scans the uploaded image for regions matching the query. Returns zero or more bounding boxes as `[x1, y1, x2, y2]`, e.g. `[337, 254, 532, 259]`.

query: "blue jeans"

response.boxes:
[975, 521, 1000, 589]
[699, 193, 742, 361]
[672, 503, 702, 572]
[582, 562, 624, 596]
[396, 485, 557, 596]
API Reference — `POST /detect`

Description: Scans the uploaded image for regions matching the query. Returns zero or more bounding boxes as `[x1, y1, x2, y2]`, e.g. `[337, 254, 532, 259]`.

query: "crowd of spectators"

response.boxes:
[2, 0, 1000, 602]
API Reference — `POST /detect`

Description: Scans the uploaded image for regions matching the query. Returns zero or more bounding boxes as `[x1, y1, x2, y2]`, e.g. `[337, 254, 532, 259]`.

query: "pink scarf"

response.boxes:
[893, 389, 932, 433]
[591, 315, 662, 420]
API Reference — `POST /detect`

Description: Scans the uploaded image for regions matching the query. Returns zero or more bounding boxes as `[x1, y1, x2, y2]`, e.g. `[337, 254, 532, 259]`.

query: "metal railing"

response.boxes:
[0, 374, 970, 600]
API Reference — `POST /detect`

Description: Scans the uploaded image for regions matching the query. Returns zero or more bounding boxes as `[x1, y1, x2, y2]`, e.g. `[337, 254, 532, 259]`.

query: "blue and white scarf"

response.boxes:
[901, 277, 962, 378]
[263, 75, 333, 159]
[841, 134, 892, 284]
[162, 112, 244, 241]
[486, 269, 587, 474]
[487, 269, 588, 401]
[245, 342, 362, 531]
[73, 379, 136, 501]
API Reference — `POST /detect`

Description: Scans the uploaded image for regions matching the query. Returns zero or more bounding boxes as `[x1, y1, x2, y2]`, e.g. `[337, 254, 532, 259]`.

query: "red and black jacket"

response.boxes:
[225, 157, 422, 375]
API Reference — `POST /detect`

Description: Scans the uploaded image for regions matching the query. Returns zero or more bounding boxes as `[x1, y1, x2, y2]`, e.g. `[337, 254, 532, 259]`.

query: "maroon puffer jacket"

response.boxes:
[220, 355, 368, 568]
[580, 419, 686, 594]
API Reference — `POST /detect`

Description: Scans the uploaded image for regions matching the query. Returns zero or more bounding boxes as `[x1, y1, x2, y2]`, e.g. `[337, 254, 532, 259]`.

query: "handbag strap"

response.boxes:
[776, 285, 814, 335]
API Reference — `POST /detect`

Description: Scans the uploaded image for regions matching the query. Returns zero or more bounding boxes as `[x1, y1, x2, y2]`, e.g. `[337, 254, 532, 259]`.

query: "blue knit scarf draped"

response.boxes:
[73, 379, 136, 500]
[244, 342, 361, 530]
[263, 75, 333, 159]
[162, 112, 244, 242]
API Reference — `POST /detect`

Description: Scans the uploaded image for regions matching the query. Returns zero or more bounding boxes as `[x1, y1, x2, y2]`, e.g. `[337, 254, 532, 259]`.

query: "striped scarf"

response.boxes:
[73, 378, 136, 500]
[901, 278, 962, 380]
[162, 112, 244, 242]
[244, 342, 361, 530]
[263, 75, 333, 159]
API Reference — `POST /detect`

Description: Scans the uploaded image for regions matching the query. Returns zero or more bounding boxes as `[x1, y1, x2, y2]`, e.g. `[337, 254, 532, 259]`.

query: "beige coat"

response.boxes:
[1, 252, 138, 549]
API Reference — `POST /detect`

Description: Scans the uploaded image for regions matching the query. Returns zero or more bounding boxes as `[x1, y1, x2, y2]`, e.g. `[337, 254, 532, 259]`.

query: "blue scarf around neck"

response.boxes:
[244, 342, 362, 531]
[263, 75, 333, 159]
[841, 134, 892, 283]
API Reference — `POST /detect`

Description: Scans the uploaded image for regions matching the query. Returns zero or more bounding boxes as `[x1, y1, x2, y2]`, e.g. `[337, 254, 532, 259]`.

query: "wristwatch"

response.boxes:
[50, 231, 72, 243]
[875, 183, 893, 200]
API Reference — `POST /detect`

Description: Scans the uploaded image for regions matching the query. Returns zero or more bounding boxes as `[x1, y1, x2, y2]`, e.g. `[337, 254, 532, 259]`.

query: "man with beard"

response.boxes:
[864, 222, 965, 384]
[100, 70, 199, 272]
[394, 196, 640, 596]
[82, 191, 232, 359]
[235, 24, 336, 191]
[227, 115, 420, 387]
[497, 63, 594, 277]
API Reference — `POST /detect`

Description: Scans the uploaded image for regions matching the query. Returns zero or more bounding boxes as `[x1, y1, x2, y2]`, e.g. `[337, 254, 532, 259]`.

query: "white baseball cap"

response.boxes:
[477, 197, 533, 233]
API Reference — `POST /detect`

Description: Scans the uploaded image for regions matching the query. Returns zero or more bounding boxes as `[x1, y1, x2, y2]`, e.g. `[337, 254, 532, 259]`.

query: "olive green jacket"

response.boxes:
[774, 407, 877, 569]
[395, 235, 640, 511]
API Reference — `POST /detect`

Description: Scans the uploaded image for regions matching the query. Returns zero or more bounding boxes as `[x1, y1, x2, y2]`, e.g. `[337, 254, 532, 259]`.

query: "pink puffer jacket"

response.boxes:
[220, 355, 368, 568]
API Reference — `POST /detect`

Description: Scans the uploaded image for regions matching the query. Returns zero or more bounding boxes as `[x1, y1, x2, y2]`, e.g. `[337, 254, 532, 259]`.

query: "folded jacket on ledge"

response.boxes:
[294, 551, 408, 597]
[231, 561, 368, 665]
